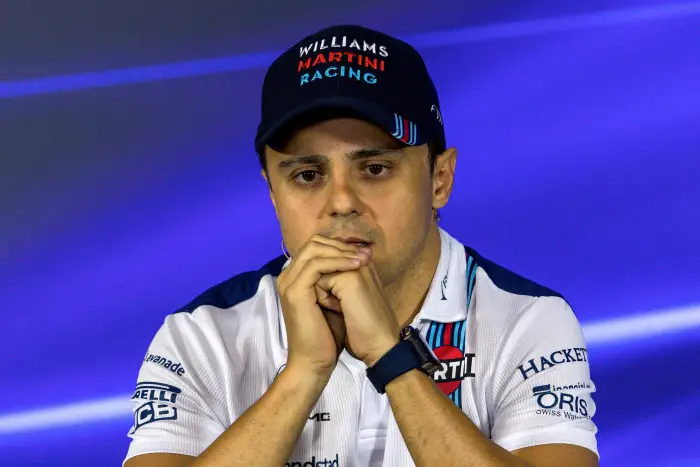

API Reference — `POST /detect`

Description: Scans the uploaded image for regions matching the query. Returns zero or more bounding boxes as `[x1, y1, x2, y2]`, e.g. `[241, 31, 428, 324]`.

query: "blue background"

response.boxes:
[1, 1, 699, 465]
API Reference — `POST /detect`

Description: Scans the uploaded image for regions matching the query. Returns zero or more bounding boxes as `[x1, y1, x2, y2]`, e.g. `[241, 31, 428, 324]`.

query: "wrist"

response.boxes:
[364, 335, 401, 367]
[365, 326, 442, 394]
[281, 361, 333, 396]
[384, 367, 424, 393]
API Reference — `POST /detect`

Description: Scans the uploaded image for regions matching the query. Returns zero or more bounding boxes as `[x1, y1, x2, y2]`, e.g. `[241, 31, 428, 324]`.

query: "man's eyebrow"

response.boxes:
[276, 147, 405, 169]
[277, 154, 328, 169]
[346, 147, 405, 160]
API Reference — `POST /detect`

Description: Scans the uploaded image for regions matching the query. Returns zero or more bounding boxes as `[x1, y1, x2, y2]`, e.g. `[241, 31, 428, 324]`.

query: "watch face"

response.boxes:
[416, 329, 440, 360]
[421, 360, 443, 377]
[407, 327, 441, 376]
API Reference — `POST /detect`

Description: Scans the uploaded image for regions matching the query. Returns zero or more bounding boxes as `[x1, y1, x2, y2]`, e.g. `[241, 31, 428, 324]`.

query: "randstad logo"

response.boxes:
[285, 454, 340, 467]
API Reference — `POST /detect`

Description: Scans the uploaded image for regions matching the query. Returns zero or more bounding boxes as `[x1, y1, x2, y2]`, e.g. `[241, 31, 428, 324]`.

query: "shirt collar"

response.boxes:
[411, 228, 468, 325]
[277, 228, 468, 349]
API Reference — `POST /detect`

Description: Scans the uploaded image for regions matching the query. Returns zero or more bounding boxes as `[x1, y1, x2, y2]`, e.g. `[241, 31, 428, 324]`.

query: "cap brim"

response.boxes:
[255, 96, 425, 154]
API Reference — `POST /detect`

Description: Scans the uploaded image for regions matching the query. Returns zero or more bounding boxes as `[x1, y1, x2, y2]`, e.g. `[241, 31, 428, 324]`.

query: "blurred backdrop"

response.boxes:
[1, 1, 699, 466]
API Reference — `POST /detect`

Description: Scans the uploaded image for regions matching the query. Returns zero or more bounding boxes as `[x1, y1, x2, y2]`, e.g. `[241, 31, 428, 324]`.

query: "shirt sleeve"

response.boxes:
[123, 310, 227, 464]
[489, 295, 599, 458]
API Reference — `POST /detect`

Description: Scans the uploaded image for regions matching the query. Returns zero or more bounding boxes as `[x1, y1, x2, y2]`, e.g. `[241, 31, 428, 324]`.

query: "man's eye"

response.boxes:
[295, 170, 320, 184]
[366, 164, 388, 176]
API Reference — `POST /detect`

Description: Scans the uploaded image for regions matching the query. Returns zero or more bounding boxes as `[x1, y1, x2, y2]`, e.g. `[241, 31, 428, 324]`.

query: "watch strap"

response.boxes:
[366, 339, 422, 394]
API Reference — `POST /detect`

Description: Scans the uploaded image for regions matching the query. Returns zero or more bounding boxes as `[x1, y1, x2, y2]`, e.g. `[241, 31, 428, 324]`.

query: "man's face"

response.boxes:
[264, 117, 449, 287]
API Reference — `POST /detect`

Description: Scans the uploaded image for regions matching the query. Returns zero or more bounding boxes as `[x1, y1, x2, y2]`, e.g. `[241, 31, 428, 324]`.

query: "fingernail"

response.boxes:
[358, 247, 372, 255]
[351, 258, 362, 265]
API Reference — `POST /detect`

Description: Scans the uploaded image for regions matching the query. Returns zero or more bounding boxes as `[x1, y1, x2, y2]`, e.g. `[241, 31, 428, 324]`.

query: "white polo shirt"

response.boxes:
[124, 228, 598, 466]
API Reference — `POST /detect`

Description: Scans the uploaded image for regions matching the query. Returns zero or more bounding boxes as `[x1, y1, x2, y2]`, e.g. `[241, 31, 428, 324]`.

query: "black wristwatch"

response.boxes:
[366, 326, 442, 394]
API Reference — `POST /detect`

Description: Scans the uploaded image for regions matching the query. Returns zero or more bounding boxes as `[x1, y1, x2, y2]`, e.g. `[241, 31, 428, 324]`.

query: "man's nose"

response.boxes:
[323, 171, 362, 218]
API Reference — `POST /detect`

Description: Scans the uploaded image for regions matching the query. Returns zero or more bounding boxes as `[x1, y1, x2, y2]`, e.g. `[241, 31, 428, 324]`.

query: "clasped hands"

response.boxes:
[276, 235, 401, 378]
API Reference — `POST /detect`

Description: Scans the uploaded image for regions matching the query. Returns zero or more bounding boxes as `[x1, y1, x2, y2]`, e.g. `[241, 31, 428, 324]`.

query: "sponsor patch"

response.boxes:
[424, 252, 479, 408]
[426, 320, 475, 408]
[518, 347, 589, 380]
[297, 35, 388, 87]
[129, 382, 181, 433]
[143, 352, 186, 377]
[285, 453, 340, 467]
[533, 383, 591, 421]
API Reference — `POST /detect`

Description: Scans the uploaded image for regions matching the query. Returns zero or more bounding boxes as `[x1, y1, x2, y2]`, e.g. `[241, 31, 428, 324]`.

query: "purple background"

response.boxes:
[1, 1, 699, 465]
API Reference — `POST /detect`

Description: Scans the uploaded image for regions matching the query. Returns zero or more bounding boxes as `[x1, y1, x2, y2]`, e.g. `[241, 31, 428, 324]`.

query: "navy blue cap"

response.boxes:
[255, 25, 446, 154]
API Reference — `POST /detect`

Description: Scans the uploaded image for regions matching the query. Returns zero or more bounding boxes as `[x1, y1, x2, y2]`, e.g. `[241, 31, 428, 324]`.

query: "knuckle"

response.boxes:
[294, 244, 310, 258]
[298, 240, 323, 258]
[284, 286, 305, 302]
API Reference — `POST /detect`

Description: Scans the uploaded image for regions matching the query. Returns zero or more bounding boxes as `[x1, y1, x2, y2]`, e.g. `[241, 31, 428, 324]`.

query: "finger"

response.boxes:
[322, 308, 346, 357]
[325, 239, 373, 264]
[308, 234, 364, 253]
[279, 243, 370, 290]
[286, 256, 365, 300]
[361, 261, 380, 284]
[291, 236, 359, 265]
[315, 284, 341, 312]
[315, 267, 366, 298]
[281, 249, 368, 293]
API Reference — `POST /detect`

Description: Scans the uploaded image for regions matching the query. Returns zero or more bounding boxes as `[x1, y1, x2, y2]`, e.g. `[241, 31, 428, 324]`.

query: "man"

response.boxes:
[124, 25, 599, 467]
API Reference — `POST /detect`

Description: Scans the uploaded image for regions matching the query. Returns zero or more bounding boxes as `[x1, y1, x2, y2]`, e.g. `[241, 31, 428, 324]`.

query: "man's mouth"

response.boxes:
[334, 237, 372, 248]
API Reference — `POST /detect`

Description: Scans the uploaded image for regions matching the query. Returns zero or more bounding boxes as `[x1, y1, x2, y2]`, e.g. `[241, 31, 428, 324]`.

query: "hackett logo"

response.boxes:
[518, 347, 589, 380]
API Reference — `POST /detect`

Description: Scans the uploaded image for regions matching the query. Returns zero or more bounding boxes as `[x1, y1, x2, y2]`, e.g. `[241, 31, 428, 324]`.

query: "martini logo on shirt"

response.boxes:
[297, 35, 389, 87]
[424, 252, 479, 409]
[433, 346, 476, 395]
[426, 320, 475, 409]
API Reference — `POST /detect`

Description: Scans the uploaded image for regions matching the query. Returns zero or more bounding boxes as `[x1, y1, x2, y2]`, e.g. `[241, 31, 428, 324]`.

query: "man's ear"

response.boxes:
[432, 147, 457, 210]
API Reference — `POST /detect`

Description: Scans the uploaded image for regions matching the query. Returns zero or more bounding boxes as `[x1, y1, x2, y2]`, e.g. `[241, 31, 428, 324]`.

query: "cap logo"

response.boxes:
[297, 36, 389, 87]
[391, 113, 417, 145]
[431, 105, 443, 126]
